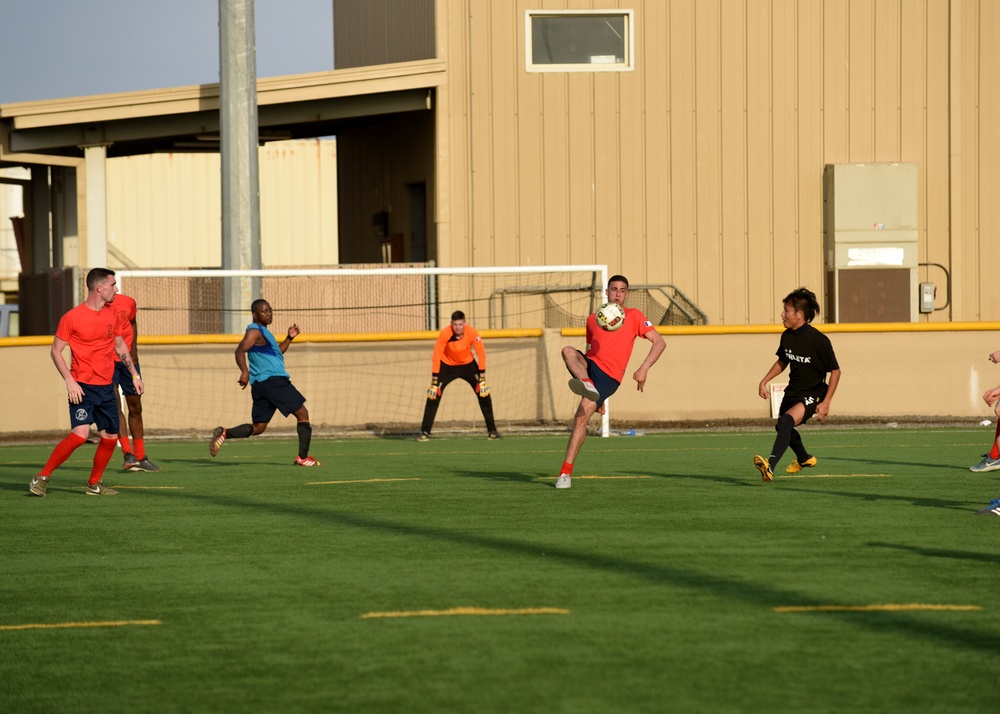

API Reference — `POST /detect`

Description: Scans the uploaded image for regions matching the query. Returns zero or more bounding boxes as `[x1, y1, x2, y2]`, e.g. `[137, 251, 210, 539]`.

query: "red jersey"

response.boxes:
[106, 293, 137, 358]
[431, 324, 486, 372]
[55, 302, 124, 385]
[585, 307, 656, 382]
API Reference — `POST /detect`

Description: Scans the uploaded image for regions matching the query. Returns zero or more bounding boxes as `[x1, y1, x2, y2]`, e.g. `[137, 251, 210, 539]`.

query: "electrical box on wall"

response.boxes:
[823, 163, 919, 323]
[919, 282, 935, 313]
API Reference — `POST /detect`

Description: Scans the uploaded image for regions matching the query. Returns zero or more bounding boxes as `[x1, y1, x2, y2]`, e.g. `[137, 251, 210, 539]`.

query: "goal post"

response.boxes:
[116, 264, 614, 436]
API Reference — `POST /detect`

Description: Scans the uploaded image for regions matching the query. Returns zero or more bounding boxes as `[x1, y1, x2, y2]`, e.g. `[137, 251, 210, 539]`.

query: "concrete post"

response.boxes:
[220, 0, 262, 333]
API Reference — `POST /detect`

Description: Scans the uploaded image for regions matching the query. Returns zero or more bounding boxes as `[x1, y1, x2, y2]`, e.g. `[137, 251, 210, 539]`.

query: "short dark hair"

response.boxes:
[783, 287, 821, 323]
[86, 268, 115, 291]
[608, 274, 629, 288]
[451, 310, 466, 321]
[250, 299, 270, 313]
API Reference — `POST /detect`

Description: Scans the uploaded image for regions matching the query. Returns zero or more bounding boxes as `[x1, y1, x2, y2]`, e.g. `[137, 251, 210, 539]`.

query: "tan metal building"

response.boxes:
[1, 0, 998, 326]
[334, 0, 1000, 325]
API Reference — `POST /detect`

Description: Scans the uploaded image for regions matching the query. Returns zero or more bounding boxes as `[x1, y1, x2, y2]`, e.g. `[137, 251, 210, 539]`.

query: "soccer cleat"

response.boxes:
[415, 432, 430, 442]
[123, 453, 140, 471]
[209, 427, 226, 457]
[134, 457, 161, 472]
[555, 474, 572, 489]
[786, 456, 818, 474]
[488, 431, 503, 440]
[85, 481, 119, 496]
[975, 498, 1000, 516]
[29, 475, 49, 497]
[969, 455, 1000, 473]
[294, 455, 320, 466]
[754, 455, 774, 482]
[568, 378, 600, 401]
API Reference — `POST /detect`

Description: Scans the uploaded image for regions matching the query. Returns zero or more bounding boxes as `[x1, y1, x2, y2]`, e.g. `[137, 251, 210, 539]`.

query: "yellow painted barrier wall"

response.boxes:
[2, 325, 999, 436]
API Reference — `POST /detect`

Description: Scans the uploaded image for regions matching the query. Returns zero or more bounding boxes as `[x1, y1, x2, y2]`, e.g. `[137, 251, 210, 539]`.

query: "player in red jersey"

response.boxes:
[30, 268, 144, 497]
[555, 275, 665, 489]
[109, 293, 160, 472]
[417, 310, 501, 440]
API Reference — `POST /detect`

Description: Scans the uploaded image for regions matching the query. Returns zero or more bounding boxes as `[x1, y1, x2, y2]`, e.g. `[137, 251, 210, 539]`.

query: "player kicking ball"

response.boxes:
[209, 299, 319, 466]
[754, 288, 841, 482]
[555, 274, 665, 489]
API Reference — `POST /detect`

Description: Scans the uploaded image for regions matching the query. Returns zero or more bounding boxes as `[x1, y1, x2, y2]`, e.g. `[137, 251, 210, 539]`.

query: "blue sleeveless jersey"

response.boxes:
[247, 322, 289, 383]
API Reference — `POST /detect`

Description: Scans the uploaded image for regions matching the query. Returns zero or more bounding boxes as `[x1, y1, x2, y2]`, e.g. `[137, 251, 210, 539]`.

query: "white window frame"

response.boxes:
[525, 9, 635, 73]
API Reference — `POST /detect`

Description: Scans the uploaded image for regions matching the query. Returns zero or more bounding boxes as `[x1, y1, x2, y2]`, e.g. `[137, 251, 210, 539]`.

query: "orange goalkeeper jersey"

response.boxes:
[431, 324, 486, 373]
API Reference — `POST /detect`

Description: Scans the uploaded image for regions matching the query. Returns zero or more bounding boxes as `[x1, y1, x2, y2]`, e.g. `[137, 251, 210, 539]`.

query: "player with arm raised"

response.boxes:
[555, 275, 665, 489]
[208, 299, 318, 466]
[754, 287, 841, 482]
[30, 268, 143, 497]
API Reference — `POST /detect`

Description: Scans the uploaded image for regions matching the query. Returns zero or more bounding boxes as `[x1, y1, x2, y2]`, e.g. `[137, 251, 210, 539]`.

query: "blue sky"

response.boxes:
[0, 0, 334, 104]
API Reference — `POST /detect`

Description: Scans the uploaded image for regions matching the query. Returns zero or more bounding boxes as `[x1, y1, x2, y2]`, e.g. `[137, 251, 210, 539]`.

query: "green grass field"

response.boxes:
[3, 427, 1000, 713]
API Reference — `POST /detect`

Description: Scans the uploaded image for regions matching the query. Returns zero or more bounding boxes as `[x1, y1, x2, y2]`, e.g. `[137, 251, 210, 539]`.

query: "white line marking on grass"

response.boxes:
[360, 607, 570, 619]
[773, 604, 981, 613]
[781, 473, 891, 479]
[0, 619, 161, 632]
[306, 477, 421, 485]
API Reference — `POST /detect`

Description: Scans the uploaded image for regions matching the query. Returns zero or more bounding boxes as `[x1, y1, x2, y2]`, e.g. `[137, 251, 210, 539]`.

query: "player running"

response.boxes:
[754, 287, 841, 482]
[969, 349, 1000, 473]
[555, 274, 665, 489]
[417, 310, 501, 441]
[209, 299, 319, 466]
[109, 292, 160, 472]
[30, 268, 143, 497]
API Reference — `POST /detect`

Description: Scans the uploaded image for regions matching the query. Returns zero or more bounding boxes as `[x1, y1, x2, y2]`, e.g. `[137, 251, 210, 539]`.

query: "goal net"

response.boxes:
[116, 265, 613, 438]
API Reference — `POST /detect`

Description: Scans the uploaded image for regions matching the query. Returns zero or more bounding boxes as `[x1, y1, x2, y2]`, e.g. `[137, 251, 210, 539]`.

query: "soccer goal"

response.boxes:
[116, 264, 620, 437]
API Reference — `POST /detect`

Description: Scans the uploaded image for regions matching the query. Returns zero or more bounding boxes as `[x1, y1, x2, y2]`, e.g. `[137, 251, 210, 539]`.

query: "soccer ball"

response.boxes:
[595, 302, 625, 331]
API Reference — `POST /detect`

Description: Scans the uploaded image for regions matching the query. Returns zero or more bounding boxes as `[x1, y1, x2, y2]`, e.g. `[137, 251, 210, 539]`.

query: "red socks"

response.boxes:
[133, 438, 146, 460]
[119, 433, 132, 455]
[89, 437, 118, 485]
[991, 421, 1000, 460]
[39, 433, 88, 477]
[561, 461, 574, 476]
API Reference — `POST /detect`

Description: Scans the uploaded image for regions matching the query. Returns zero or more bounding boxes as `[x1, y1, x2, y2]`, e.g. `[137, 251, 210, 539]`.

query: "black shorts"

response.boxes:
[69, 383, 120, 433]
[250, 376, 306, 424]
[779, 384, 829, 423]
[113, 360, 142, 397]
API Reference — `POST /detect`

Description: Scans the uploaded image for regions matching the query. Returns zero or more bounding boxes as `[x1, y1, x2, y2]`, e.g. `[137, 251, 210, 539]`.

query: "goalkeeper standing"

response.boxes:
[417, 310, 501, 441]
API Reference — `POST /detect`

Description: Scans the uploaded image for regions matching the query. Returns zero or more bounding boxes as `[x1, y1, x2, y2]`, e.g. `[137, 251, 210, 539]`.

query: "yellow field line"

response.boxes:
[306, 477, 421, 485]
[361, 607, 569, 619]
[773, 604, 981, 613]
[111, 485, 182, 489]
[781, 473, 891, 479]
[0, 619, 161, 632]
[540, 475, 652, 481]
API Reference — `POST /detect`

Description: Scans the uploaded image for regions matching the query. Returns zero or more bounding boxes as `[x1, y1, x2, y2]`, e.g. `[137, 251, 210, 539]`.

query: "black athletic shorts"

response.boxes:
[250, 376, 306, 424]
[778, 384, 829, 423]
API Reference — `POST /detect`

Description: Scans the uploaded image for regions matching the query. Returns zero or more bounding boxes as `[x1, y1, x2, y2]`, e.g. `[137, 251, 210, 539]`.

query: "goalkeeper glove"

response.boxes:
[477, 375, 490, 398]
[427, 376, 441, 400]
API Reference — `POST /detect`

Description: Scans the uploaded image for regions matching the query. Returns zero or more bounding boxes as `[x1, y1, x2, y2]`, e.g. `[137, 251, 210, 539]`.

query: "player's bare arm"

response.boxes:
[815, 368, 841, 422]
[632, 329, 666, 392]
[984, 385, 1000, 406]
[758, 360, 788, 400]
[280, 323, 300, 354]
[990, 350, 1000, 364]
[50, 335, 84, 404]
[115, 335, 144, 396]
[234, 328, 262, 389]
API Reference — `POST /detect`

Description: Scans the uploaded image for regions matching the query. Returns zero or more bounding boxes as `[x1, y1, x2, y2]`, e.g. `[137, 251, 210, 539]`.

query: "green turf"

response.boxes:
[2, 428, 1000, 713]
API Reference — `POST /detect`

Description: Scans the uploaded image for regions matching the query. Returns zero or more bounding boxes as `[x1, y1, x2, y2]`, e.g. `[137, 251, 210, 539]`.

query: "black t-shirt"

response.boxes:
[776, 323, 840, 397]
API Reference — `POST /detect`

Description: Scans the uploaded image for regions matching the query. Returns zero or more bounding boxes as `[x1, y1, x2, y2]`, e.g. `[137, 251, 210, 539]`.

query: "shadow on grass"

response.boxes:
[820, 454, 970, 472]
[133, 487, 1000, 658]
[459, 469, 550, 486]
[777, 483, 972, 511]
[868, 541, 1000, 565]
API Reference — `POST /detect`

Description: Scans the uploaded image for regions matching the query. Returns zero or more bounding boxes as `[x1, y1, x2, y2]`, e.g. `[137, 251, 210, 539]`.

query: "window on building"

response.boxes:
[526, 10, 633, 72]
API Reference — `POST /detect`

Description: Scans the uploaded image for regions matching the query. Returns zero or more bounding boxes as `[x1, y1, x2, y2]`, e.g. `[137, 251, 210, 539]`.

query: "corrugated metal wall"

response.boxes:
[334, 0, 436, 69]
[434, 0, 1000, 324]
[105, 139, 339, 268]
